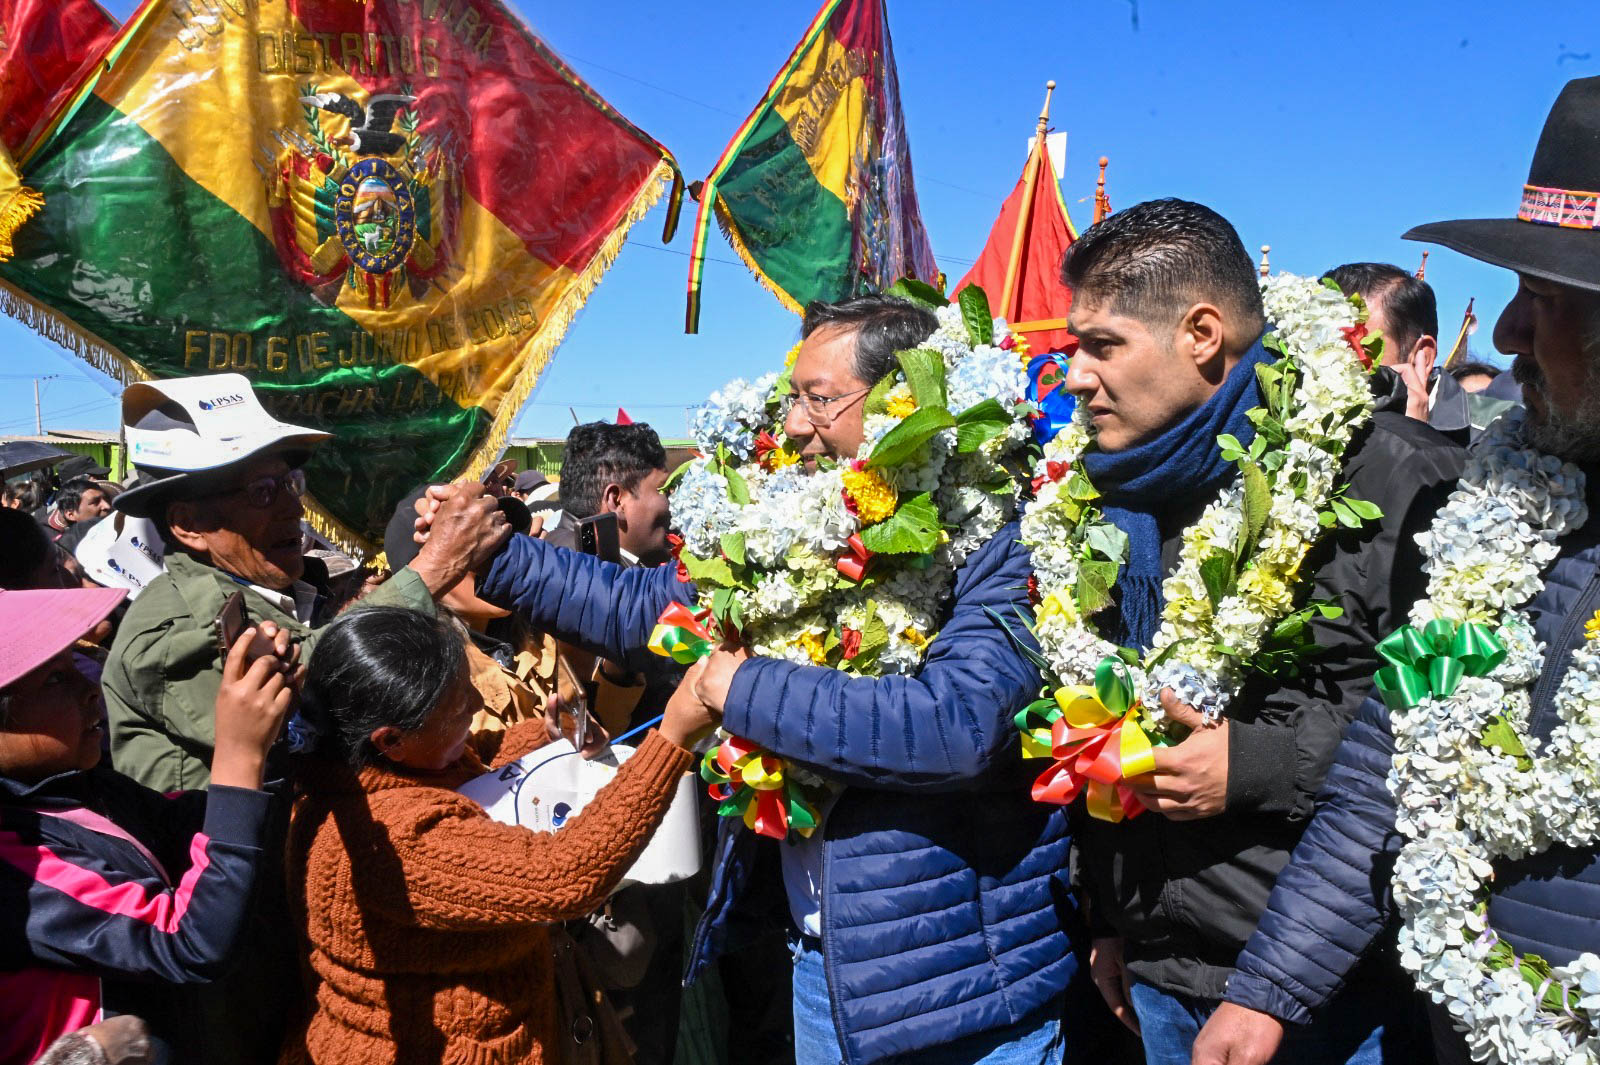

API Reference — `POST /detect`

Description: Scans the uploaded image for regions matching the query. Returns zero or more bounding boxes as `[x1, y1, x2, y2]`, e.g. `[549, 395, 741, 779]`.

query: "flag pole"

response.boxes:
[1000, 80, 1054, 323]
[1092, 156, 1110, 225]
[1444, 298, 1476, 369]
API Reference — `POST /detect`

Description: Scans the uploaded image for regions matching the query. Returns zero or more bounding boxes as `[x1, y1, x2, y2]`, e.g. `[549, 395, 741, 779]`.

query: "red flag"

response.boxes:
[616, 407, 633, 425]
[0, 0, 119, 158]
[952, 109, 1079, 355]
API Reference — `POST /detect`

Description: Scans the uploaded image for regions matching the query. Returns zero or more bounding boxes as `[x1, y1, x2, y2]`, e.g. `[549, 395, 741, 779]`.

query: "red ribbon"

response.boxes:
[1030, 460, 1070, 494]
[1341, 323, 1373, 369]
[1030, 714, 1149, 822]
[658, 601, 715, 642]
[836, 534, 872, 582]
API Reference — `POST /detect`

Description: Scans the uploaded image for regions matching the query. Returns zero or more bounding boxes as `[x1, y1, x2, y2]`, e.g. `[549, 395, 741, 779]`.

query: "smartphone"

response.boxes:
[213, 590, 249, 659]
[576, 512, 620, 563]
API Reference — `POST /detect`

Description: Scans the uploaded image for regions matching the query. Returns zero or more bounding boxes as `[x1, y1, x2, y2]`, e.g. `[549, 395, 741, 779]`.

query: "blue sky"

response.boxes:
[0, 0, 1591, 441]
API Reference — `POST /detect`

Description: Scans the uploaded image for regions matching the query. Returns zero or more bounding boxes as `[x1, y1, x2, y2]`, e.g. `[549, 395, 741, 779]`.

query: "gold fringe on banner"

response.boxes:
[0, 278, 148, 385]
[0, 186, 45, 262]
[458, 158, 676, 484]
[712, 195, 804, 316]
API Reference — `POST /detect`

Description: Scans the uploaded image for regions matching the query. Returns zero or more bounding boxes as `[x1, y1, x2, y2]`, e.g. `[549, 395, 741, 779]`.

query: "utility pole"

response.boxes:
[32, 375, 60, 436]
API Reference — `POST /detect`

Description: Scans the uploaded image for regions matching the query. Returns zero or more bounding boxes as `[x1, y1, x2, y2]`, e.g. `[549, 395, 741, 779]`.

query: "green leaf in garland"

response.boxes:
[1199, 549, 1236, 607]
[1075, 558, 1120, 617]
[896, 348, 947, 411]
[1064, 468, 1100, 502]
[885, 277, 949, 309]
[720, 531, 747, 568]
[723, 465, 751, 505]
[865, 408, 957, 469]
[1342, 497, 1384, 521]
[681, 552, 738, 589]
[858, 492, 941, 555]
[1238, 460, 1272, 561]
[852, 605, 891, 672]
[1084, 521, 1129, 566]
[662, 457, 696, 493]
[711, 586, 746, 633]
[1481, 715, 1532, 770]
[863, 373, 899, 417]
[958, 285, 994, 346]
[954, 397, 1011, 452]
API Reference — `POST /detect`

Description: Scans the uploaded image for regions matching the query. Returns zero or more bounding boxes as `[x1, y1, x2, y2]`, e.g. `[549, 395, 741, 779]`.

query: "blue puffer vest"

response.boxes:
[478, 527, 1081, 1065]
[1226, 491, 1600, 1024]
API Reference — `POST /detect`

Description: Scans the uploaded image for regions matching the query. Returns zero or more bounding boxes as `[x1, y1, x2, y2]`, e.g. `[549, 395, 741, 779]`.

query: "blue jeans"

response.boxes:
[1129, 978, 1402, 1065]
[791, 935, 1064, 1065]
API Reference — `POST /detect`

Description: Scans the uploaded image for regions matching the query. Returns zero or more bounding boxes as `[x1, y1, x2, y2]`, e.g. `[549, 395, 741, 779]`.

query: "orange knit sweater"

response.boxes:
[279, 724, 692, 1065]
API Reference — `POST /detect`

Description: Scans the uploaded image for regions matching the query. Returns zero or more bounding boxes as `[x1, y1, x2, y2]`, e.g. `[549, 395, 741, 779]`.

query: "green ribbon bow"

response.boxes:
[1015, 657, 1136, 758]
[1373, 619, 1505, 710]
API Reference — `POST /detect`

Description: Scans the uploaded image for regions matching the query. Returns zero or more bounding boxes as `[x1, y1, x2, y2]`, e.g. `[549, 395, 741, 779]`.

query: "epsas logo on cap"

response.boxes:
[198, 394, 246, 411]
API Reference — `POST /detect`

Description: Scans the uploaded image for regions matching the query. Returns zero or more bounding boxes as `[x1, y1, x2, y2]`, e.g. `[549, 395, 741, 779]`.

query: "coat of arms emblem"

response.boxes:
[265, 87, 458, 309]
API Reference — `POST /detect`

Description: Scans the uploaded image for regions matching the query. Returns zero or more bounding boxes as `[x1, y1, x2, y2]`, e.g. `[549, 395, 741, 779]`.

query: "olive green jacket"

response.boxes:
[104, 551, 434, 792]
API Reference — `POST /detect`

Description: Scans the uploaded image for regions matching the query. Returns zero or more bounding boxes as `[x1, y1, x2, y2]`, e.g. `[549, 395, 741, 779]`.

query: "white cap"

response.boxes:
[74, 513, 166, 599]
[122, 373, 331, 473]
[116, 373, 332, 517]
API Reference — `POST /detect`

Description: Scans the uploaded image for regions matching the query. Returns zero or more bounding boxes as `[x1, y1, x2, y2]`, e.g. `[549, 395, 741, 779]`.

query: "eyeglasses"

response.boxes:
[785, 385, 873, 428]
[218, 469, 306, 510]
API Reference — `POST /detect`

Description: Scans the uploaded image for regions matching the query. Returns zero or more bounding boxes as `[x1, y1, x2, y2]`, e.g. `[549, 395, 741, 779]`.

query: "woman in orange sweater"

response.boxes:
[280, 606, 711, 1065]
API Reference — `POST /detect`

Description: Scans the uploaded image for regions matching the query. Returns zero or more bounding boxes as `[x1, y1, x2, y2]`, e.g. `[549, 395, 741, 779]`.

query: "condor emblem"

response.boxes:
[265, 88, 457, 310]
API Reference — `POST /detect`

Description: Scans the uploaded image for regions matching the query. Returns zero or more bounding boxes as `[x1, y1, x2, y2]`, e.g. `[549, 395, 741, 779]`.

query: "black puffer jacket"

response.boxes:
[1079, 394, 1465, 1001]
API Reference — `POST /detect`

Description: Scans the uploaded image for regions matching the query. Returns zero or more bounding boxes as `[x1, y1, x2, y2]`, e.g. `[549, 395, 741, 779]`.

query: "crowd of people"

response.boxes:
[2, 74, 1598, 1065]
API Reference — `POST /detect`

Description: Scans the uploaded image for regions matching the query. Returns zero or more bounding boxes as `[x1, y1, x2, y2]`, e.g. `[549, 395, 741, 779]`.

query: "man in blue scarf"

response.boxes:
[1064, 199, 1464, 1065]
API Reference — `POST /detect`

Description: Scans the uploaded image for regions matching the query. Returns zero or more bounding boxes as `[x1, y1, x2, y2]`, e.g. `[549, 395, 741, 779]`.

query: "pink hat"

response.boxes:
[0, 588, 127, 691]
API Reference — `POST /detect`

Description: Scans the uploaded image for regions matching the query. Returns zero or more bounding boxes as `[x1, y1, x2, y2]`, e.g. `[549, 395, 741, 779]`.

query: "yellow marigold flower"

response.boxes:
[903, 627, 928, 649]
[795, 630, 829, 665]
[886, 393, 917, 419]
[841, 467, 897, 524]
[768, 447, 801, 469]
[1587, 608, 1600, 642]
[1011, 335, 1032, 360]
[784, 341, 803, 368]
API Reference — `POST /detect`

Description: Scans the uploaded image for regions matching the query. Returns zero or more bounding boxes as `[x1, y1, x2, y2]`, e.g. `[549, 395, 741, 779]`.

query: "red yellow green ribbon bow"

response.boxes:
[648, 602, 716, 664]
[1017, 657, 1160, 823]
[700, 735, 823, 840]
[650, 603, 824, 841]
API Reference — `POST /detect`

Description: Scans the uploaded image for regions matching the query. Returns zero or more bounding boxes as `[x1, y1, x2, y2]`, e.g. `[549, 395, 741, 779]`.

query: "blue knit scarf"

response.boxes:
[1081, 337, 1271, 651]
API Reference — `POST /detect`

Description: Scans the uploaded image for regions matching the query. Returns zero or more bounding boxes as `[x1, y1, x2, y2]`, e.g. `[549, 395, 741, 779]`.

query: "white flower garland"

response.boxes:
[1388, 409, 1600, 1063]
[670, 293, 1033, 677]
[1021, 273, 1377, 721]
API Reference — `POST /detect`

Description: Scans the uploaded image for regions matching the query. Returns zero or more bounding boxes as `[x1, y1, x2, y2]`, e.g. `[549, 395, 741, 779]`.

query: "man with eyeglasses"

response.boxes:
[103, 373, 505, 795]
[416, 294, 1086, 1065]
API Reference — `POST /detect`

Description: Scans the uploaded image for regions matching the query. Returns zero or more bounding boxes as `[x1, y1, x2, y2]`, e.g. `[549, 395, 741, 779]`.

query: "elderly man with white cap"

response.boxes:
[103, 373, 507, 795]
[94, 373, 506, 1065]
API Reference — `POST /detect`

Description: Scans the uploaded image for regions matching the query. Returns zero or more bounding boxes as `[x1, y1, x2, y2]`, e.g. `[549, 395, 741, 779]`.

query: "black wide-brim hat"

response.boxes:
[1405, 76, 1600, 293]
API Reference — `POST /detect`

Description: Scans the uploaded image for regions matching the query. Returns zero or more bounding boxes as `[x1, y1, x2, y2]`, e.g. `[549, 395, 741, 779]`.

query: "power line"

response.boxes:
[558, 51, 746, 119]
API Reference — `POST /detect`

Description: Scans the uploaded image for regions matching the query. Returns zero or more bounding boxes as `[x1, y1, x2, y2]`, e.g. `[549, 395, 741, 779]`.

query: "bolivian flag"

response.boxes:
[684, 0, 936, 332]
[0, 0, 118, 258]
[0, 0, 681, 550]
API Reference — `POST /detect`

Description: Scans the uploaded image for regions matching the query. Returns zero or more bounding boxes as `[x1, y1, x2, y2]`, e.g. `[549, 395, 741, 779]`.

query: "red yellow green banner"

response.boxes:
[0, 0, 682, 551]
[0, 0, 118, 258]
[684, 0, 936, 332]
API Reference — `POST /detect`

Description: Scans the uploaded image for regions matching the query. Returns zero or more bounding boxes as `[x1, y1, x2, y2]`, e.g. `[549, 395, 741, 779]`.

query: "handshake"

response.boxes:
[405, 481, 517, 596]
[408, 480, 734, 752]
